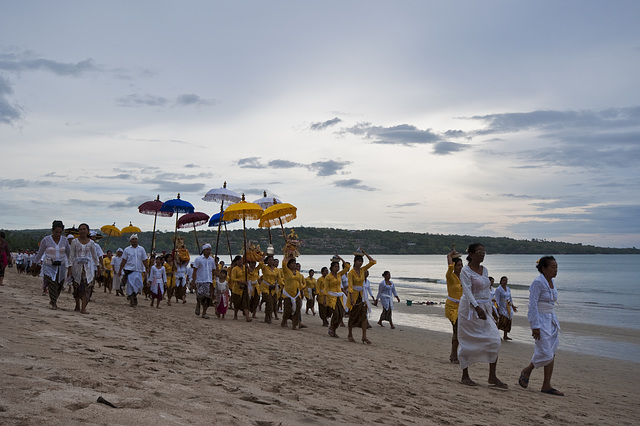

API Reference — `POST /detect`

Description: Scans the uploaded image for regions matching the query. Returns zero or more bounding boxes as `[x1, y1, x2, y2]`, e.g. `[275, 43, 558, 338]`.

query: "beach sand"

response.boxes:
[1, 268, 638, 425]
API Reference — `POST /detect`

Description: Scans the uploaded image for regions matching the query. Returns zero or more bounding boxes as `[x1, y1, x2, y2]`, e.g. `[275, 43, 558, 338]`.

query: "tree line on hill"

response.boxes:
[3, 226, 638, 256]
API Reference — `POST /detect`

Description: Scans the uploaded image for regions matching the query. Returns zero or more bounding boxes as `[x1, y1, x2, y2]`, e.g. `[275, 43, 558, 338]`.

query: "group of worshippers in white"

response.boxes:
[451, 243, 563, 396]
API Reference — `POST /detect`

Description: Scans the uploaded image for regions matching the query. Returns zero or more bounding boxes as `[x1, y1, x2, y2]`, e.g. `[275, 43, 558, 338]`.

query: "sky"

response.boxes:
[1, 1, 639, 249]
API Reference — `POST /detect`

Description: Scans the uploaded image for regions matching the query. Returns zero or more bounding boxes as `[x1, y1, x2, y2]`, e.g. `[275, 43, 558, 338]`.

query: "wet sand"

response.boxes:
[1, 268, 638, 425]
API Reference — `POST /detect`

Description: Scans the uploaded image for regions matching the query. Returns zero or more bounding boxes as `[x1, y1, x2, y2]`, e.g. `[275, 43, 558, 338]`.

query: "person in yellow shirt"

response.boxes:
[229, 255, 252, 322]
[304, 269, 317, 316]
[281, 256, 305, 330]
[258, 255, 280, 324]
[325, 255, 350, 338]
[347, 249, 376, 344]
[102, 250, 113, 294]
[163, 253, 176, 306]
[316, 267, 329, 326]
[247, 261, 260, 319]
[445, 250, 464, 363]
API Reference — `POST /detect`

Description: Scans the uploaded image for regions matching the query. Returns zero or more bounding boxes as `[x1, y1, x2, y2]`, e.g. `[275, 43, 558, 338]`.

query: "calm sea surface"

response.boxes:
[192, 253, 640, 362]
[296, 254, 640, 362]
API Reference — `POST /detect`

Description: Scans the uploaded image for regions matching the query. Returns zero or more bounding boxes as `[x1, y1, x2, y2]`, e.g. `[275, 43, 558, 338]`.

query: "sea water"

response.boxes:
[295, 254, 640, 362]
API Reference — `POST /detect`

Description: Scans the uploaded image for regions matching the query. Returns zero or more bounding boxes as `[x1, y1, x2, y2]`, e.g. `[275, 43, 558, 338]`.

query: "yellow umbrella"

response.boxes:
[223, 194, 263, 279]
[258, 201, 297, 242]
[121, 221, 142, 234]
[100, 223, 121, 250]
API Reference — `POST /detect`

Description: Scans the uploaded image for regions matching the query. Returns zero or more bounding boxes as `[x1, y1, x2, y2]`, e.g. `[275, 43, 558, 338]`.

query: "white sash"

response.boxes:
[353, 285, 371, 314]
[447, 296, 460, 303]
[328, 291, 347, 309]
[283, 288, 300, 312]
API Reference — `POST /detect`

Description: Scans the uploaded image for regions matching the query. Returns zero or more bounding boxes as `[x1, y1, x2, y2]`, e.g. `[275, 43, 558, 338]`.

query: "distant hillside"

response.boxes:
[3, 226, 638, 255]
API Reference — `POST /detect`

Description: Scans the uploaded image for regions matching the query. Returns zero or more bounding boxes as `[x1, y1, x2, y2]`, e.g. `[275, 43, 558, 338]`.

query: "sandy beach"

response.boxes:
[1, 267, 638, 425]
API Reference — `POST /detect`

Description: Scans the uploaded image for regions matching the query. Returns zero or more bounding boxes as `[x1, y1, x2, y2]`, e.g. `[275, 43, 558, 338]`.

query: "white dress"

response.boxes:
[457, 265, 501, 369]
[528, 274, 560, 368]
[69, 239, 100, 284]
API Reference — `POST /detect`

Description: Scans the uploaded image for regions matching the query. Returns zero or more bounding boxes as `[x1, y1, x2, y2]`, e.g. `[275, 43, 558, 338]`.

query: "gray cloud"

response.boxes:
[0, 75, 21, 125]
[117, 94, 168, 107]
[0, 53, 97, 76]
[310, 117, 342, 131]
[184, 163, 198, 168]
[0, 179, 53, 188]
[149, 180, 206, 193]
[117, 93, 215, 108]
[333, 179, 376, 191]
[268, 160, 302, 169]
[238, 158, 351, 177]
[340, 123, 442, 146]
[238, 157, 265, 168]
[176, 93, 215, 106]
[96, 173, 135, 180]
[308, 160, 351, 176]
[472, 107, 640, 135]
[433, 141, 468, 155]
[109, 195, 152, 209]
[388, 202, 421, 208]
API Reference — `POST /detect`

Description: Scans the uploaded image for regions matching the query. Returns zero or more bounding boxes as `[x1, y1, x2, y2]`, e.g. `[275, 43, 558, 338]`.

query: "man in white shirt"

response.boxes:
[117, 234, 149, 307]
[192, 243, 217, 319]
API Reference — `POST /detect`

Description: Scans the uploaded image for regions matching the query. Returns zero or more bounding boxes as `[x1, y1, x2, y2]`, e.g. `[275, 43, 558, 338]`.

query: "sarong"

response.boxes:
[347, 295, 367, 327]
[379, 307, 392, 322]
[44, 274, 63, 306]
[497, 314, 512, 332]
[282, 298, 300, 327]
[330, 299, 345, 330]
[457, 298, 501, 369]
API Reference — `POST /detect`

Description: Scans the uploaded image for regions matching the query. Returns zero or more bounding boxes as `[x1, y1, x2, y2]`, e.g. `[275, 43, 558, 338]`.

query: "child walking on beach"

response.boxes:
[215, 269, 229, 319]
[148, 256, 167, 308]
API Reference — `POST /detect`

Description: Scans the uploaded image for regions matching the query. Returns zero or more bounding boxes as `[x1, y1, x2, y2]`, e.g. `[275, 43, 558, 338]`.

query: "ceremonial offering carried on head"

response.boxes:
[241, 241, 264, 262]
[173, 234, 190, 261]
[283, 229, 301, 258]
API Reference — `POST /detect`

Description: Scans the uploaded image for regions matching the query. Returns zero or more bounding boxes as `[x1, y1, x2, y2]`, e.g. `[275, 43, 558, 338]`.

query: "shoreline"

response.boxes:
[1, 268, 639, 425]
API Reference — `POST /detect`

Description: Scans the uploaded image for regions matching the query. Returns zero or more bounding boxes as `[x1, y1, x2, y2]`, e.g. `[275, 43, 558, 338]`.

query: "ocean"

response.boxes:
[296, 254, 640, 363]
[191, 253, 640, 362]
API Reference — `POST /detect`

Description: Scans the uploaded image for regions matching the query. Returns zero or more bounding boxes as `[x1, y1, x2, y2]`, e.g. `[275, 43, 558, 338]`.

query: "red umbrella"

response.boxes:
[138, 195, 173, 254]
[177, 212, 210, 253]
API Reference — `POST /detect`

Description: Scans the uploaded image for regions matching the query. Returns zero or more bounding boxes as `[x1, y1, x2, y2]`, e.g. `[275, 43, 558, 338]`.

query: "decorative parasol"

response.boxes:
[252, 191, 282, 209]
[161, 193, 195, 258]
[258, 200, 297, 248]
[177, 212, 210, 253]
[65, 226, 79, 237]
[223, 194, 263, 279]
[139, 195, 173, 254]
[202, 181, 242, 262]
[100, 223, 121, 250]
[121, 222, 142, 234]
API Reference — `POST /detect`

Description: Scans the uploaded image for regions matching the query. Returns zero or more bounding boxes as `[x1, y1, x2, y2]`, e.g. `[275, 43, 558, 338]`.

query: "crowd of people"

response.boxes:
[2, 222, 563, 395]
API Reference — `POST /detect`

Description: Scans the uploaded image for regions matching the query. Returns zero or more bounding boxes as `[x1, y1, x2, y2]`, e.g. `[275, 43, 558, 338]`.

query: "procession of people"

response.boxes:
[4, 222, 563, 396]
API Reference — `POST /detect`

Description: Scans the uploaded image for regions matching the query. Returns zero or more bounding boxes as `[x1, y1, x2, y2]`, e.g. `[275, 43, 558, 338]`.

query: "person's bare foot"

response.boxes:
[81, 310, 89, 314]
[503, 336, 512, 341]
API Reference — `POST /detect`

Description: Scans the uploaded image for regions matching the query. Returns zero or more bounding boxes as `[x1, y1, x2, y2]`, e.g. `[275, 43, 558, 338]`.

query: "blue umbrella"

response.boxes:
[208, 212, 239, 227]
[160, 193, 195, 256]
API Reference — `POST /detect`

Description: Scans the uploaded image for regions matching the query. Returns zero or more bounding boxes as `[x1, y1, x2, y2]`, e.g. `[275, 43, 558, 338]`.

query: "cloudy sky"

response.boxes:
[1, 1, 639, 248]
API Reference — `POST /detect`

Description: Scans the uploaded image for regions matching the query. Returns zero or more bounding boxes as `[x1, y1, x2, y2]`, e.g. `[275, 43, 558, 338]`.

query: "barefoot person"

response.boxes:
[112, 248, 124, 296]
[326, 255, 350, 338]
[457, 243, 507, 388]
[375, 271, 400, 329]
[148, 256, 167, 309]
[192, 244, 217, 319]
[35, 220, 71, 310]
[69, 223, 101, 314]
[495, 276, 517, 340]
[117, 234, 149, 307]
[304, 269, 316, 316]
[445, 250, 463, 363]
[347, 249, 376, 344]
[518, 256, 564, 396]
[281, 256, 304, 330]
[102, 250, 114, 293]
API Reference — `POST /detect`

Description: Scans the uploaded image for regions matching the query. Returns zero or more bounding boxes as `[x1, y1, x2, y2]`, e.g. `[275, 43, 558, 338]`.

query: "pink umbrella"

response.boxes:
[138, 195, 173, 254]
[177, 212, 210, 253]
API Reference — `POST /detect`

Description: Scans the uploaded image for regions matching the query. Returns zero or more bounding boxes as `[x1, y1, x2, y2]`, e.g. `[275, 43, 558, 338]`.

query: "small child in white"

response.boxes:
[215, 269, 230, 319]
[148, 256, 166, 309]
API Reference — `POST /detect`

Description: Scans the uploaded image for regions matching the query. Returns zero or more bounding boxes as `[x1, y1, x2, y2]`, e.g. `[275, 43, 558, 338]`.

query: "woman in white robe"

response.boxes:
[69, 223, 101, 314]
[457, 243, 507, 388]
[375, 271, 400, 328]
[518, 256, 563, 396]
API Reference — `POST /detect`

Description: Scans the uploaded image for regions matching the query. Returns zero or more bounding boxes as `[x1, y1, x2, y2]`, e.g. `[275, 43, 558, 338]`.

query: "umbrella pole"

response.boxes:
[279, 218, 287, 240]
[172, 213, 179, 258]
[224, 222, 233, 262]
[243, 216, 248, 282]
[214, 204, 223, 263]
[151, 211, 158, 254]
[193, 223, 200, 253]
[103, 234, 111, 251]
